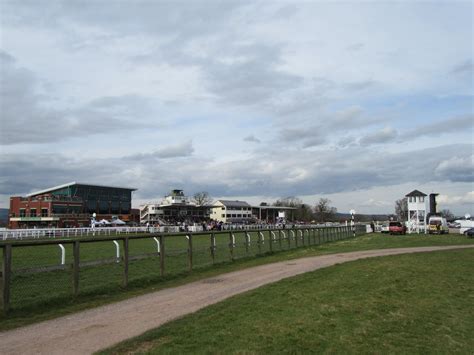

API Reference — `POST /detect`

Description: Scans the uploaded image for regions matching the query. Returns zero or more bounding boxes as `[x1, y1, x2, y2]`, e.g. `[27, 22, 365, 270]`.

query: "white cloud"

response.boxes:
[0, 1, 472, 216]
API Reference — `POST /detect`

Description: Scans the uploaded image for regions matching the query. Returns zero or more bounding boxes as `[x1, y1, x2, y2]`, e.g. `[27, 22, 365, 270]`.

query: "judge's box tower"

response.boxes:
[406, 190, 428, 234]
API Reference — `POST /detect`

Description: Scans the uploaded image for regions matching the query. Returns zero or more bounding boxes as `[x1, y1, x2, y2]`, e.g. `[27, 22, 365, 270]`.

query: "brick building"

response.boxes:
[9, 182, 137, 229]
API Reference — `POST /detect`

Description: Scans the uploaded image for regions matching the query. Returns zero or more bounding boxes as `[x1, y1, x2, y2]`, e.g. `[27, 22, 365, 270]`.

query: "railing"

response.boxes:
[0, 223, 346, 241]
[0, 225, 366, 314]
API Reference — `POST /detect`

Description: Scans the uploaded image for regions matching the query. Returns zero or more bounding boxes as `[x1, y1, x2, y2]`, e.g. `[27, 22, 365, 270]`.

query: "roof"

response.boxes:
[405, 189, 427, 197]
[215, 200, 251, 208]
[26, 181, 137, 197]
[253, 205, 297, 210]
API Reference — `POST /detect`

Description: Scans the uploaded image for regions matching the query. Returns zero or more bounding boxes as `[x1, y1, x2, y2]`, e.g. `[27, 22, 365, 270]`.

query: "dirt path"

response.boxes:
[1, 245, 473, 355]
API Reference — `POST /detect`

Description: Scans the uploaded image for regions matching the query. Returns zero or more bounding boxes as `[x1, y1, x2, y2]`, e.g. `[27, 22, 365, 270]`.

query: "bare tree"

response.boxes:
[274, 196, 303, 207]
[394, 198, 408, 221]
[314, 198, 337, 223]
[192, 191, 213, 206]
[440, 209, 454, 221]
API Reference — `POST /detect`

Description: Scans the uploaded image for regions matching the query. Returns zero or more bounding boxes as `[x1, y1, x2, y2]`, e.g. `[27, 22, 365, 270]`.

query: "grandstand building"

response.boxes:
[9, 182, 137, 229]
[139, 190, 211, 225]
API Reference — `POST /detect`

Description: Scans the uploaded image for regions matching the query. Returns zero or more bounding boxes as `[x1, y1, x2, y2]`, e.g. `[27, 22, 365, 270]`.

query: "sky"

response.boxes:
[0, 0, 473, 216]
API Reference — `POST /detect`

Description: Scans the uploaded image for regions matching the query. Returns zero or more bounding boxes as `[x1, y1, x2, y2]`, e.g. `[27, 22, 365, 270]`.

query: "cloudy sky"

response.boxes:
[0, 0, 473, 215]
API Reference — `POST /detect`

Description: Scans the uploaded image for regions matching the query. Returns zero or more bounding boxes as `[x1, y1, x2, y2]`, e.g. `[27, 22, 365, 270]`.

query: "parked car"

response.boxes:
[463, 227, 474, 238]
[381, 223, 390, 233]
[389, 221, 406, 235]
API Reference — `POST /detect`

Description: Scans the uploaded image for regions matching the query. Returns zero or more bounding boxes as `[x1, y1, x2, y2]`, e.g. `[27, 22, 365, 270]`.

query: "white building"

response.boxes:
[406, 190, 428, 234]
[210, 200, 253, 223]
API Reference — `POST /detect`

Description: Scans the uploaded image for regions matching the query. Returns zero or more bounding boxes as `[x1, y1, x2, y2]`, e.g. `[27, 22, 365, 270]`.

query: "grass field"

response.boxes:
[0, 231, 472, 331]
[102, 248, 474, 354]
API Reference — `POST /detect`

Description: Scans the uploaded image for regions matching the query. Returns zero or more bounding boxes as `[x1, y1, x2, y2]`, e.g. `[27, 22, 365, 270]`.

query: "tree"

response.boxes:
[192, 191, 213, 206]
[274, 196, 302, 207]
[273, 197, 315, 222]
[394, 198, 408, 221]
[440, 209, 454, 221]
[314, 198, 337, 223]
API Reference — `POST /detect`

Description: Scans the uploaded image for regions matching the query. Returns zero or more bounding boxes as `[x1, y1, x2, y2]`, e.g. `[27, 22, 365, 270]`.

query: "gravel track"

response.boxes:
[1, 245, 473, 354]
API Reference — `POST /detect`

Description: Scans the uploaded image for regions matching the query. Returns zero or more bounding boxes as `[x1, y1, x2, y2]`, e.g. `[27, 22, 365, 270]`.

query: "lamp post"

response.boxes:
[350, 209, 356, 238]
[91, 212, 96, 228]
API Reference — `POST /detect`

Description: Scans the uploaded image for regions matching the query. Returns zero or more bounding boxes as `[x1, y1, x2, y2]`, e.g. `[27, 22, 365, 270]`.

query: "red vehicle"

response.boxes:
[389, 221, 406, 235]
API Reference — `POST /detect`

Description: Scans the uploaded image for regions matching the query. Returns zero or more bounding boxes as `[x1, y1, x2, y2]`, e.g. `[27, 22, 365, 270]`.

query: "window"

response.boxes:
[237, 214, 242, 218]
[30, 208, 37, 217]
[19, 209, 26, 217]
[41, 208, 48, 217]
[221, 214, 225, 218]
[420, 196, 425, 202]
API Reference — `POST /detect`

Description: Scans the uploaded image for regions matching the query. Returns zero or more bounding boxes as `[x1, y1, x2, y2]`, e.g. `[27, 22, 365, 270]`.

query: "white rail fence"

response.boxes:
[0, 223, 341, 241]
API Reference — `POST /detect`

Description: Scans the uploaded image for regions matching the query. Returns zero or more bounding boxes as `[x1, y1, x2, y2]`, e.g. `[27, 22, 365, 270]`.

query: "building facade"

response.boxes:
[210, 200, 253, 223]
[140, 190, 211, 225]
[9, 182, 136, 229]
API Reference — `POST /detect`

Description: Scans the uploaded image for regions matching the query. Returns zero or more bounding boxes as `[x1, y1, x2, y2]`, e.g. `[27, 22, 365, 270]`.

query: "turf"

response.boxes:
[101, 248, 474, 354]
[0, 231, 472, 331]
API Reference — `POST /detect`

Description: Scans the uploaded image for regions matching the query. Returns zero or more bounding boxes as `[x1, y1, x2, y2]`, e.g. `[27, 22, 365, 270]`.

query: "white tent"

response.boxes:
[111, 218, 126, 225]
[99, 219, 111, 225]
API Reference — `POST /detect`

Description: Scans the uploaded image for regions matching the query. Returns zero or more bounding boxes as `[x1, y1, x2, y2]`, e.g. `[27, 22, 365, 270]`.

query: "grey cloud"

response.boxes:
[1, 144, 472, 202]
[204, 47, 303, 107]
[451, 60, 473, 75]
[280, 127, 326, 148]
[154, 140, 194, 158]
[128, 141, 194, 161]
[4, 1, 250, 40]
[359, 127, 398, 146]
[345, 80, 375, 92]
[243, 135, 261, 143]
[347, 43, 364, 51]
[0, 52, 158, 145]
[403, 114, 474, 140]
[434, 155, 474, 182]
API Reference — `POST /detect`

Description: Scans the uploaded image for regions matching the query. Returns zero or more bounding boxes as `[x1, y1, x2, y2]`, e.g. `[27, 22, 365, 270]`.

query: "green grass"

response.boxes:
[101, 248, 474, 354]
[0, 231, 472, 332]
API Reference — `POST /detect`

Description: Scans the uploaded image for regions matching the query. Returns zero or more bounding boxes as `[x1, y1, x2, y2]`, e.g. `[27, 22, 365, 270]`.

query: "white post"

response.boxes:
[271, 231, 276, 240]
[58, 244, 66, 265]
[231, 234, 235, 246]
[113, 240, 120, 262]
[291, 230, 296, 240]
[153, 237, 161, 254]
[282, 231, 287, 239]
[259, 231, 265, 244]
[246, 232, 251, 246]
[298, 230, 303, 240]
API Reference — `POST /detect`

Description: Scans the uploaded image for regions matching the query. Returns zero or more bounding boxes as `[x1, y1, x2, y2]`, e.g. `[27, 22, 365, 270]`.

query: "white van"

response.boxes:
[428, 216, 449, 234]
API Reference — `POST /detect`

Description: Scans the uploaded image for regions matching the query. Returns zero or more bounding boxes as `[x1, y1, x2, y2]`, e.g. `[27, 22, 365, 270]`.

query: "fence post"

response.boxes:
[188, 234, 193, 272]
[294, 229, 298, 248]
[258, 232, 262, 254]
[123, 238, 129, 288]
[229, 232, 234, 261]
[245, 232, 249, 254]
[278, 230, 282, 249]
[73, 241, 80, 296]
[210, 233, 215, 264]
[268, 230, 273, 253]
[1, 244, 12, 315]
[159, 235, 165, 277]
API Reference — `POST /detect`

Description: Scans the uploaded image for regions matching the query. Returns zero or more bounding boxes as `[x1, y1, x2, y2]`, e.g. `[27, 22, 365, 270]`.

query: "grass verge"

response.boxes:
[101, 248, 474, 354]
[1, 232, 472, 332]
